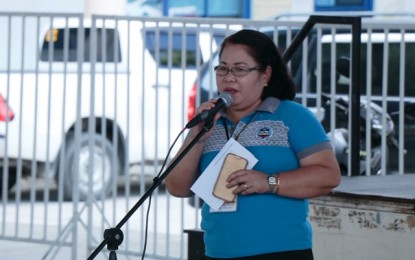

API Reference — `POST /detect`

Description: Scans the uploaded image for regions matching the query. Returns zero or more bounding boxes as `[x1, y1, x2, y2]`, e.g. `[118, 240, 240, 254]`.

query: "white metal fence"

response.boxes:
[0, 12, 414, 259]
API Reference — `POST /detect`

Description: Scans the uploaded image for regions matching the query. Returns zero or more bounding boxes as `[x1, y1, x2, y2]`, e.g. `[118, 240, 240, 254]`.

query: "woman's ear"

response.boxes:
[264, 66, 272, 85]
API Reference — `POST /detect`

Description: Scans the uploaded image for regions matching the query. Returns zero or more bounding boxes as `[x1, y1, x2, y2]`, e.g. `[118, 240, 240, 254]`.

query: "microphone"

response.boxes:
[186, 92, 233, 129]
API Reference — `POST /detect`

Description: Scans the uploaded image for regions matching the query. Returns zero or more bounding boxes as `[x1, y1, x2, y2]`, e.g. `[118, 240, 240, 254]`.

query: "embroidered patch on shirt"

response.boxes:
[256, 127, 272, 139]
[238, 120, 289, 147]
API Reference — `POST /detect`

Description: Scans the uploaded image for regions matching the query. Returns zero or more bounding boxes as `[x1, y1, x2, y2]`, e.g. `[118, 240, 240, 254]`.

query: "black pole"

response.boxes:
[350, 18, 362, 176]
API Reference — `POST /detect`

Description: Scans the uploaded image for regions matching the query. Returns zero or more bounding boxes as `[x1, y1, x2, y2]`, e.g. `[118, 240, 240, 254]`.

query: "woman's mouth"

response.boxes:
[224, 88, 237, 95]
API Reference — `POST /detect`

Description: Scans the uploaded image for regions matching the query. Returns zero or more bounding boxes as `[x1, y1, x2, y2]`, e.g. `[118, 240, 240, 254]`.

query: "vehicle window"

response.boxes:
[389, 42, 415, 96]
[275, 35, 303, 77]
[40, 28, 122, 62]
[145, 30, 201, 68]
[144, 30, 224, 68]
[262, 30, 303, 77]
[320, 40, 415, 97]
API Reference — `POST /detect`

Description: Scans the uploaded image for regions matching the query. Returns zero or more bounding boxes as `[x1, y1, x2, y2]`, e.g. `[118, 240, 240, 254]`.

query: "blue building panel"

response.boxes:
[162, 0, 250, 18]
[315, 0, 373, 11]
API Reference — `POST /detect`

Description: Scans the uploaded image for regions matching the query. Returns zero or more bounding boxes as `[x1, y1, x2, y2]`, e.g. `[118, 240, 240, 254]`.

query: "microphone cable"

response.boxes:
[141, 126, 187, 260]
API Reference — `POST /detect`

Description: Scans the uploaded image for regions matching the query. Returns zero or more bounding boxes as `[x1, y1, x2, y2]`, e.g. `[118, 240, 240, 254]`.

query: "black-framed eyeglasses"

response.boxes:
[214, 65, 264, 77]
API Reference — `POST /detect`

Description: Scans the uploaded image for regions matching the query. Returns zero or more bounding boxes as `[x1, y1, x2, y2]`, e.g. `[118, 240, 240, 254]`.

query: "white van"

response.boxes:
[0, 15, 231, 200]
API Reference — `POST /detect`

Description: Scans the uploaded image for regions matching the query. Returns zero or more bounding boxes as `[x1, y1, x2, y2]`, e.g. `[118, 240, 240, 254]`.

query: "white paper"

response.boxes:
[190, 138, 258, 210]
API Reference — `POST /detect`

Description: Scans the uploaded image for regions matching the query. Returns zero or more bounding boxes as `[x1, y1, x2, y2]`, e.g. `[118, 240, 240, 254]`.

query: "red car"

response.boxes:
[0, 94, 15, 195]
[0, 94, 14, 122]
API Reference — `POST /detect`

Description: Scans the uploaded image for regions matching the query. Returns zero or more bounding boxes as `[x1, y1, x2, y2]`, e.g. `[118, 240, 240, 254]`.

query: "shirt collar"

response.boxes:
[219, 97, 280, 118]
[257, 97, 280, 113]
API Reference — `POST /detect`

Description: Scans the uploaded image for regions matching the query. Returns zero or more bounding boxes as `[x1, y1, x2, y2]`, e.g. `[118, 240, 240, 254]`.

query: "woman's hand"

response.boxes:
[226, 169, 269, 195]
[188, 98, 223, 141]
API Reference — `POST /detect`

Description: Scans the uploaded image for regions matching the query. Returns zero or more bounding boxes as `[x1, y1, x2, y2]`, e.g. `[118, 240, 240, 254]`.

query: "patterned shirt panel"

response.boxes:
[202, 119, 290, 154]
[202, 124, 228, 153]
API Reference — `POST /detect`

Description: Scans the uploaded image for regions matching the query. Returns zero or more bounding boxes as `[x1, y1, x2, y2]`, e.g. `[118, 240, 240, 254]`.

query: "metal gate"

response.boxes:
[1, 12, 414, 259]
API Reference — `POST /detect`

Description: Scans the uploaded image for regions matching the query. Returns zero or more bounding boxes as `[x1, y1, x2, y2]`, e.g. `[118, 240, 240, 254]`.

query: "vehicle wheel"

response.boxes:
[0, 167, 17, 197]
[368, 145, 389, 175]
[58, 132, 119, 201]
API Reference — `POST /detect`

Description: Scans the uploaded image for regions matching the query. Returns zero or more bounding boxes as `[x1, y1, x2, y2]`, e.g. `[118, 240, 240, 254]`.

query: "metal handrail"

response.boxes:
[282, 15, 362, 176]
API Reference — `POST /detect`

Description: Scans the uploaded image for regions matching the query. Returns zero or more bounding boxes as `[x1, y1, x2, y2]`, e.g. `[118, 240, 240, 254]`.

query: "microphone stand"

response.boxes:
[87, 118, 215, 260]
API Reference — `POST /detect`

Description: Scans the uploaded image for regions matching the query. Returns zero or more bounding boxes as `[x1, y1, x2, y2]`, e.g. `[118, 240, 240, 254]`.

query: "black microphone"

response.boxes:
[186, 92, 233, 129]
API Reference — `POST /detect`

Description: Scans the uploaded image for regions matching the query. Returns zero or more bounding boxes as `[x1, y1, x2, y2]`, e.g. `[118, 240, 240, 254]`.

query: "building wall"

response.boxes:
[0, 0, 84, 13]
[251, 0, 415, 20]
[0, 0, 126, 15]
[1, 0, 414, 19]
[374, 0, 415, 14]
[84, 0, 126, 17]
[251, 0, 292, 20]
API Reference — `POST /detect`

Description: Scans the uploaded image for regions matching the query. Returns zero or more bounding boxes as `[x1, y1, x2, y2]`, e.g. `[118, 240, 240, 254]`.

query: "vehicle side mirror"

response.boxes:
[336, 56, 351, 77]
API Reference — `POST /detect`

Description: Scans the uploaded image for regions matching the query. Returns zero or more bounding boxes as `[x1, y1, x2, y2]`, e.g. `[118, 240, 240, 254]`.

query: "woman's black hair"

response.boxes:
[219, 29, 296, 100]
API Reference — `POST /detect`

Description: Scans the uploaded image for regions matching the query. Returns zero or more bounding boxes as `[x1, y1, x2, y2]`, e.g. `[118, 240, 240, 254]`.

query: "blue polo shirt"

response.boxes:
[199, 97, 331, 258]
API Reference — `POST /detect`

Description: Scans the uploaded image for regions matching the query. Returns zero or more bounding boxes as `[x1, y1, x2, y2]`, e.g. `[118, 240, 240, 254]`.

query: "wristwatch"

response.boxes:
[268, 174, 278, 193]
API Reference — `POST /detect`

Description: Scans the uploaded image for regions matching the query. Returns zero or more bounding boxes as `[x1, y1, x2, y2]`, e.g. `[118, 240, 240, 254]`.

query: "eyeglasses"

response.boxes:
[214, 65, 264, 77]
